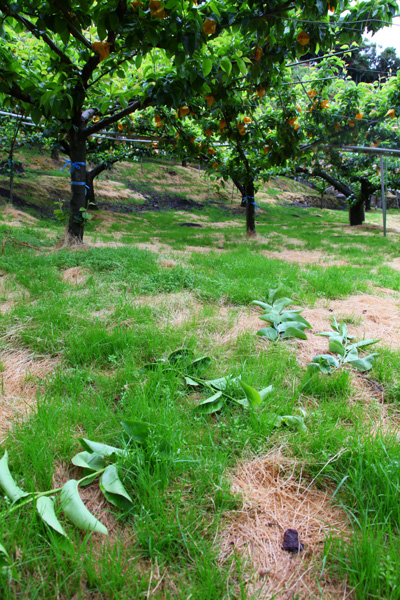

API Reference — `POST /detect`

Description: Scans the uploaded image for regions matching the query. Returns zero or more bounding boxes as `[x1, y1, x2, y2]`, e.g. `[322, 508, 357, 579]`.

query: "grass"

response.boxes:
[1, 152, 400, 598]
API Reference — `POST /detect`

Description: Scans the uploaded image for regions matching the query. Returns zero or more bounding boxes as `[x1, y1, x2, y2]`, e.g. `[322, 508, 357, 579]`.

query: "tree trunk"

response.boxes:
[181, 158, 187, 167]
[349, 198, 365, 226]
[67, 130, 87, 242]
[361, 177, 373, 212]
[51, 146, 59, 161]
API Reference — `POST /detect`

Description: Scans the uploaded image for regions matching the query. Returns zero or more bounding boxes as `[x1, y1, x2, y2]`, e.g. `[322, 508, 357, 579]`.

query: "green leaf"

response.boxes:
[121, 420, 150, 444]
[0, 451, 30, 503]
[203, 57, 213, 77]
[259, 385, 273, 401]
[308, 354, 339, 374]
[220, 57, 232, 76]
[236, 57, 247, 75]
[36, 497, 68, 537]
[257, 327, 278, 341]
[277, 321, 308, 333]
[142, 359, 168, 370]
[184, 376, 200, 386]
[60, 480, 108, 535]
[280, 313, 311, 328]
[231, 397, 249, 408]
[281, 327, 307, 340]
[71, 452, 106, 472]
[78, 439, 124, 459]
[195, 391, 224, 414]
[350, 339, 380, 350]
[347, 353, 378, 372]
[259, 311, 281, 325]
[186, 356, 212, 374]
[0, 542, 10, 571]
[100, 465, 133, 510]
[329, 338, 345, 356]
[272, 297, 293, 312]
[251, 300, 273, 310]
[168, 348, 194, 364]
[279, 415, 307, 432]
[205, 375, 241, 391]
[240, 381, 262, 407]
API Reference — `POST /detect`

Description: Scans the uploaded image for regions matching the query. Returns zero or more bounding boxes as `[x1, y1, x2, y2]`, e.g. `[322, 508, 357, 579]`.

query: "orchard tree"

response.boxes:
[1, 0, 397, 241]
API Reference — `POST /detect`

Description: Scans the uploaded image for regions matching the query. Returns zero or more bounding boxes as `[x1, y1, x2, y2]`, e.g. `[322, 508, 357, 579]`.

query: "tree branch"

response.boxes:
[84, 97, 152, 137]
[295, 166, 354, 197]
[9, 12, 75, 68]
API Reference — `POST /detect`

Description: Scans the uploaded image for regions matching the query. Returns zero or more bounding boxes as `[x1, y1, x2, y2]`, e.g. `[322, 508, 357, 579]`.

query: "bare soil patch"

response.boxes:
[260, 249, 348, 267]
[62, 266, 88, 285]
[220, 452, 350, 599]
[0, 351, 59, 440]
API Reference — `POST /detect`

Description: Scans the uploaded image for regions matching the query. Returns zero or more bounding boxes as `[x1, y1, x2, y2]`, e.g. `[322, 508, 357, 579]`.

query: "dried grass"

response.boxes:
[62, 266, 88, 285]
[0, 350, 59, 440]
[1, 205, 39, 227]
[132, 291, 202, 328]
[220, 451, 351, 599]
[296, 294, 400, 367]
[260, 249, 348, 267]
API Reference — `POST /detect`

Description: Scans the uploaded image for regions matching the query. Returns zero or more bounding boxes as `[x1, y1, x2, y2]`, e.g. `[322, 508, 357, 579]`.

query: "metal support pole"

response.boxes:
[380, 155, 386, 237]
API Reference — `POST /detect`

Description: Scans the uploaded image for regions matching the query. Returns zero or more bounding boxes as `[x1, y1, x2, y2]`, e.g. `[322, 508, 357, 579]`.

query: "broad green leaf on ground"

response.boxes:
[79, 439, 124, 459]
[308, 354, 339, 374]
[272, 297, 293, 312]
[121, 421, 150, 444]
[71, 452, 106, 471]
[240, 381, 262, 407]
[195, 391, 224, 414]
[259, 385, 274, 401]
[0, 451, 30, 503]
[347, 353, 379, 372]
[186, 356, 212, 374]
[184, 376, 200, 386]
[329, 338, 346, 356]
[205, 375, 242, 391]
[281, 327, 307, 340]
[349, 339, 380, 350]
[251, 300, 272, 310]
[277, 415, 307, 432]
[280, 313, 311, 327]
[168, 348, 193, 363]
[60, 480, 108, 535]
[143, 359, 168, 370]
[259, 311, 282, 325]
[0, 542, 9, 570]
[100, 465, 133, 510]
[257, 327, 278, 340]
[36, 497, 68, 537]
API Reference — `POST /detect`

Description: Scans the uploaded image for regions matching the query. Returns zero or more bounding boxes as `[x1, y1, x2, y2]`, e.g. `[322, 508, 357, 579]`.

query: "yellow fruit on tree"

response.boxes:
[386, 108, 396, 119]
[288, 117, 297, 126]
[203, 18, 216, 35]
[149, 0, 166, 18]
[219, 119, 226, 130]
[207, 147, 216, 155]
[355, 111, 363, 121]
[154, 114, 162, 123]
[243, 116, 251, 124]
[204, 128, 212, 137]
[179, 106, 190, 117]
[131, 1, 143, 9]
[92, 41, 110, 62]
[348, 120, 355, 127]
[296, 31, 310, 46]
[212, 162, 219, 169]
[320, 100, 329, 109]
[334, 123, 341, 131]
[308, 89, 317, 98]
[257, 88, 266, 99]
[205, 95, 214, 107]
[118, 123, 124, 131]
[189, 137, 195, 143]
[253, 47, 263, 61]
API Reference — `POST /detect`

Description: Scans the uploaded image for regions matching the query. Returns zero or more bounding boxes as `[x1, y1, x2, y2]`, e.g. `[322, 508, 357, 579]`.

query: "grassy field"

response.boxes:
[1, 156, 400, 599]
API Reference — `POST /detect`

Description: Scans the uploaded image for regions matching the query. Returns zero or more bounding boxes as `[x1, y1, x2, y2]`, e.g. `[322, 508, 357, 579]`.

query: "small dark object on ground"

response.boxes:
[282, 529, 304, 554]
[289, 213, 301, 218]
[179, 222, 203, 228]
[165, 169, 177, 176]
